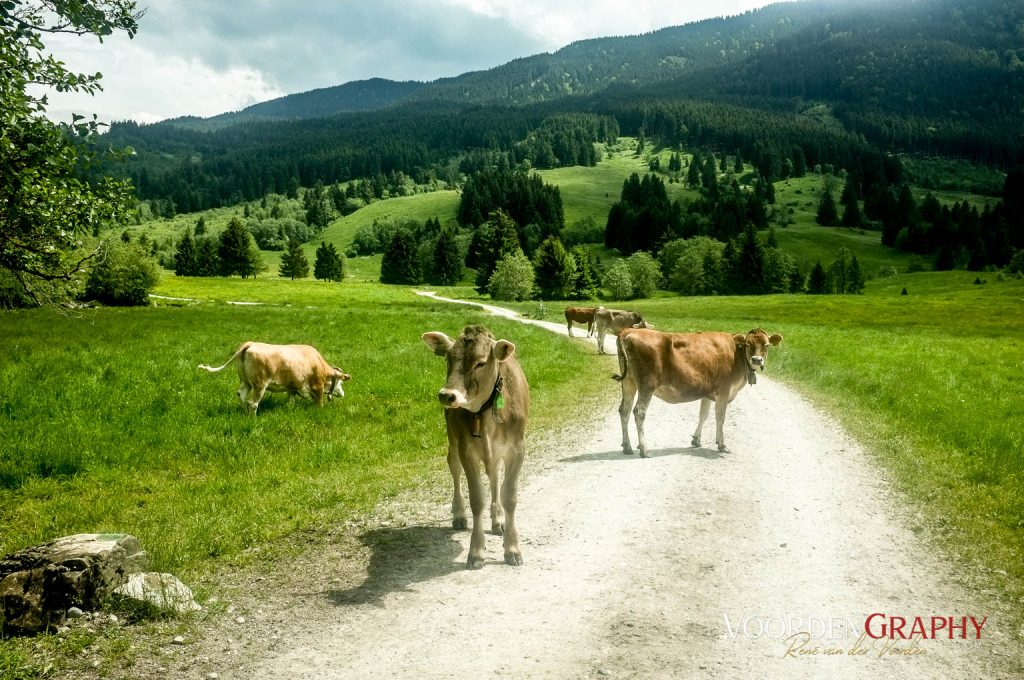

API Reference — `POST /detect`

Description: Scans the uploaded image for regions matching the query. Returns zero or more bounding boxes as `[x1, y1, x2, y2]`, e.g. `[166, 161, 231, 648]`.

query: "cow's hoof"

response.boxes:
[491, 522, 504, 536]
[622, 447, 634, 456]
[467, 557, 485, 570]
[638, 448, 650, 459]
[717, 444, 730, 453]
[452, 517, 468, 530]
[691, 436, 702, 447]
[504, 552, 523, 567]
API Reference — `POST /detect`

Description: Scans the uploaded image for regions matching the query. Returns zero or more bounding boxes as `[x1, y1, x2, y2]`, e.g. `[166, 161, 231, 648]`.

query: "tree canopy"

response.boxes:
[0, 0, 141, 304]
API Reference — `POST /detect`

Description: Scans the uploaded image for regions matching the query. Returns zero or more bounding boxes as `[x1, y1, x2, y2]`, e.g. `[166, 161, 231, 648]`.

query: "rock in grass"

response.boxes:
[0, 533, 149, 636]
[113, 572, 202, 613]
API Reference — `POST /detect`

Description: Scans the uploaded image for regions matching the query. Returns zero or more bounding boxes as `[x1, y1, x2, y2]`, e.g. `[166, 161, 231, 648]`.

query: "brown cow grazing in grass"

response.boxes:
[199, 342, 351, 415]
[564, 305, 603, 337]
[594, 307, 652, 354]
[422, 325, 529, 569]
[613, 328, 783, 456]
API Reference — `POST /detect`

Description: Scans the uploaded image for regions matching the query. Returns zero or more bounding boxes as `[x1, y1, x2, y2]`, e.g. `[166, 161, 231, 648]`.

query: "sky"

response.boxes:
[39, 0, 780, 125]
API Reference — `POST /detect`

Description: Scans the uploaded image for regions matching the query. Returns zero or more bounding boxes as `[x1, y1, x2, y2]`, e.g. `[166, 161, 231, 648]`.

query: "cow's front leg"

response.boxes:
[714, 395, 730, 453]
[245, 383, 266, 416]
[692, 398, 711, 447]
[447, 443, 467, 530]
[501, 445, 524, 566]
[461, 449, 487, 569]
[566, 322, 574, 337]
[486, 453, 504, 535]
[596, 331, 605, 354]
[634, 389, 654, 458]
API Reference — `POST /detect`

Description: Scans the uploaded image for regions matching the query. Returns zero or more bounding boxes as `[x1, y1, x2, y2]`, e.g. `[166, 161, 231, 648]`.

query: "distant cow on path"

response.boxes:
[594, 307, 652, 354]
[422, 325, 529, 569]
[564, 306, 603, 337]
[199, 342, 350, 415]
[613, 327, 783, 456]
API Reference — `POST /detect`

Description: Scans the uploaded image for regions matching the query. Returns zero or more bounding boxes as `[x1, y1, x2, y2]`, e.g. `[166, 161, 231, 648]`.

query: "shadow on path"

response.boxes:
[560, 446, 725, 463]
[326, 525, 464, 607]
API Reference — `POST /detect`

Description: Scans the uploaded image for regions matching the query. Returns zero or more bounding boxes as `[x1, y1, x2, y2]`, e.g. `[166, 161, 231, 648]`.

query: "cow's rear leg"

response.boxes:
[447, 443, 468, 530]
[618, 379, 638, 455]
[501, 446, 525, 566]
[566, 321, 574, 337]
[487, 456, 504, 535]
[633, 389, 654, 458]
[692, 398, 712, 447]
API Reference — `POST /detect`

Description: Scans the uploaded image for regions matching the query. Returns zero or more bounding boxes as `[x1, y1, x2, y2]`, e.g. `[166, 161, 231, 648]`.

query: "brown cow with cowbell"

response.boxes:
[422, 325, 529, 569]
[613, 327, 783, 456]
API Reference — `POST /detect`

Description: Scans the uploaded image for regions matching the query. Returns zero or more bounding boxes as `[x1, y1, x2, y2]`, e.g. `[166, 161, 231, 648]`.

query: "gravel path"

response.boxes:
[156, 293, 1013, 679]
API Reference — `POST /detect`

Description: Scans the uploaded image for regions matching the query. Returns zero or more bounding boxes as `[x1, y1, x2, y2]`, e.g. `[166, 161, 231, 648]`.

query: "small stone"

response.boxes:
[780, 543, 787, 548]
[235, 616, 246, 624]
[207, 674, 220, 680]
[56, 626, 70, 635]
[172, 635, 186, 645]
[108, 614, 119, 623]
[67, 607, 85, 619]
[597, 669, 611, 677]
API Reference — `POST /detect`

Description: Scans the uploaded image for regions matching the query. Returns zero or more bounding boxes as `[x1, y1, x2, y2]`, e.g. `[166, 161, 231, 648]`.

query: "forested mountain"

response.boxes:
[164, 79, 426, 131]
[103, 0, 1024, 211]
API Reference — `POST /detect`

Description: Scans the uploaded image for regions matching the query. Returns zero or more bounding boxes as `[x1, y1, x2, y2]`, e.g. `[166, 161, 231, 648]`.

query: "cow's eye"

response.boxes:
[475, 361, 487, 369]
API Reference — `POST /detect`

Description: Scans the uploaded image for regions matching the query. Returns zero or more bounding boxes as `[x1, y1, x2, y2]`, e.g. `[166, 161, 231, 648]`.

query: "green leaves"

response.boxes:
[1, 0, 140, 305]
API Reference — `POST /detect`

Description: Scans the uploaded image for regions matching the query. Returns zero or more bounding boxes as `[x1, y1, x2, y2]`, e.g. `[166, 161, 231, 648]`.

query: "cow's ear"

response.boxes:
[333, 368, 352, 381]
[422, 332, 454, 357]
[769, 333, 783, 346]
[733, 334, 747, 348]
[493, 340, 516, 362]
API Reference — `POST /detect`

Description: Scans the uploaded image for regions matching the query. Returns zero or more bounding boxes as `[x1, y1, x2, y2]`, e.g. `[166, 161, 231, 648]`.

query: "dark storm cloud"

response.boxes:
[136, 0, 548, 93]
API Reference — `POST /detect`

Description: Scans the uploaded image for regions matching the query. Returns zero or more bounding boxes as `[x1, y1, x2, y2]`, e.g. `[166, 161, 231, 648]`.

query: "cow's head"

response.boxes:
[631, 312, 653, 330]
[328, 368, 352, 400]
[733, 328, 783, 374]
[422, 325, 516, 411]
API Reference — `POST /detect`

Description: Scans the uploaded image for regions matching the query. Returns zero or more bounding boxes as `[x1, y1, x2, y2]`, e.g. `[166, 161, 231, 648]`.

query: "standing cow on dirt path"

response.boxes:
[422, 325, 529, 569]
[613, 327, 783, 456]
[564, 306, 604, 337]
[594, 307, 652, 355]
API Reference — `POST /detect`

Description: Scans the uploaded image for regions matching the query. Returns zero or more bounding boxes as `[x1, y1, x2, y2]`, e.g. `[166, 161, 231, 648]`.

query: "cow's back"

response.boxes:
[621, 329, 738, 401]
[240, 342, 324, 388]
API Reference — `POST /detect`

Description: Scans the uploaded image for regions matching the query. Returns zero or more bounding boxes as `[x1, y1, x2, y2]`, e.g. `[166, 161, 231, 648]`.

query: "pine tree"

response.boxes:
[314, 241, 344, 281]
[174, 228, 198, 276]
[279, 238, 310, 280]
[807, 261, 829, 294]
[569, 245, 598, 299]
[847, 256, 865, 294]
[380, 229, 421, 284]
[431, 227, 463, 285]
[817, 190, 839, 226]
[702, 156, 719, 197]
[533, 236, 575, 299]
[687, 152, 703, 188]
[218, 218, 260, 278]
[194, 216, 207, 236]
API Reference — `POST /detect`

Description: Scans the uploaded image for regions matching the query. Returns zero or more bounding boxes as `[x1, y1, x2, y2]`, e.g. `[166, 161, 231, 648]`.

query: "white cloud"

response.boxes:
[41, 30, 284, 123]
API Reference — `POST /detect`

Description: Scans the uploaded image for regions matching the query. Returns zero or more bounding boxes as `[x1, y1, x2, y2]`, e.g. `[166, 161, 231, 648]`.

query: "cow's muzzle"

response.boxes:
[438, 389, 464, 408]
[750, 356, 765, 371]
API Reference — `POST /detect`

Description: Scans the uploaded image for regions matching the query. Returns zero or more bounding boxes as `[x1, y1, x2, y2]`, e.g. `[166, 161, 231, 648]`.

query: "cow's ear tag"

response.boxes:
[495, 394, 505, 410]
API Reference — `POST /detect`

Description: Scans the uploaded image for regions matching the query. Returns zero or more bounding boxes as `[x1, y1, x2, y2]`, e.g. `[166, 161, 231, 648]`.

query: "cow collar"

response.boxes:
[748, 368, 757, 385]
[471, 375, 504, 437]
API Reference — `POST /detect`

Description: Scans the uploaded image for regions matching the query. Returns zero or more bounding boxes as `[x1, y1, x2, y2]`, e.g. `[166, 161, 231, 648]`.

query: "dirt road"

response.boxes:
[160, 294, 1014, 679]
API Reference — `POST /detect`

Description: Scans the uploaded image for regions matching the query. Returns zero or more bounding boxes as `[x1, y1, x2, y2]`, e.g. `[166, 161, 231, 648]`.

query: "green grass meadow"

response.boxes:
[0, 281, 610, 576]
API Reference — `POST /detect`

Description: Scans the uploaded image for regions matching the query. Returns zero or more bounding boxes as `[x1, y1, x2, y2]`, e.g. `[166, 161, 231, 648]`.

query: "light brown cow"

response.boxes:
[422, 325, 529, 569]
[564, 305, 603, 337]
[199, 342, 351, 415]
[594, 307, 652, 354]
[613, 327, 783, 456]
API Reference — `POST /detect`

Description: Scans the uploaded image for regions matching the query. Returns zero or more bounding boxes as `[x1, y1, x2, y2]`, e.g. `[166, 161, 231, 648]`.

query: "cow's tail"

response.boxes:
[611, 333, 629, 383]
[198, 342, 251, 373]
